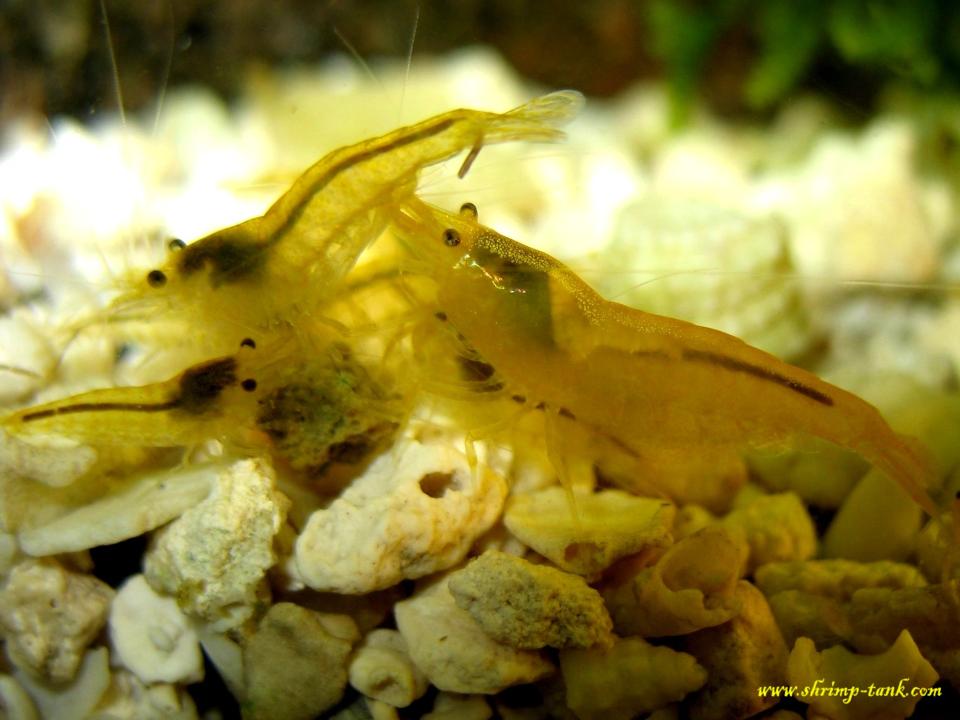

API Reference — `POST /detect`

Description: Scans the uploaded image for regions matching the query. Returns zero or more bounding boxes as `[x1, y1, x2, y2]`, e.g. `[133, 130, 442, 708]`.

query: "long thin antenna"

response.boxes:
[333, 26, 387, 95]
[0, 364, 41, 379]
[151, 0, 176, 137]
[399, 4, 420, 122]
[99, 0, 126, 128]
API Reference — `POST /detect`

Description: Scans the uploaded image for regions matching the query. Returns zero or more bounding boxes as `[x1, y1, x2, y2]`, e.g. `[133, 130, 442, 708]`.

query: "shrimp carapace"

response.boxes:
[387, 197, 941, 517]
[109, 91, 584, 353]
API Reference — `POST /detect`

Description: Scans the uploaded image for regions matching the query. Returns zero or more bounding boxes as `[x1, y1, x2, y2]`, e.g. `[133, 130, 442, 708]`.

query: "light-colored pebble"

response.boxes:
[108, 575, 203, 685]
[0, 558, 113, 682]
[348, 629, 428, 708]
[0, 674, 38, 720]
[822, 469, 923, 562]
[294, 437, 506, 593]
[18, 462, 213, 556]
[14, 646, 111, 720]
[504, 487, 675, 575]
[88, 670, 198, 720]
[603, 198, 811, 359]
[144, 457, 288, 630]
[0, 429, 98, 489]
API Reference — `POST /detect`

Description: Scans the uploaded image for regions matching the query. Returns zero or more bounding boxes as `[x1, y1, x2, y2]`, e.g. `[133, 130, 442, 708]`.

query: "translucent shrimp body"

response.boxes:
[2, 352, 261, 448]
[388, 197, 941, 517]
[112, 91, 584, 353]
[1, 322, 412, 477]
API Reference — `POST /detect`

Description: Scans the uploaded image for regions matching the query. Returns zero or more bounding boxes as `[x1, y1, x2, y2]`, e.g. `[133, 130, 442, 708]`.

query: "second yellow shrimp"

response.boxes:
[2, 341, 264, 449]
[387, 197, 941, 518]
[2, 323, 410, 475]
[107, 91, 583, 354]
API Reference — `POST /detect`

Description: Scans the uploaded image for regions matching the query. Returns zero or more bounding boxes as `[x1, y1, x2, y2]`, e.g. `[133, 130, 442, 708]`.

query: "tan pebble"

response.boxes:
[720, 492, 816, 572]
[395, 577, 553, 694]
[348, 629, 428, 708]
[602, 525, 747, 637]
[683, 581, 788, 720]
[243, 603, 358, 720]
[560, 636, 706, 720]
[788, 630, 938, 720]
[448, 550, 613, 649]
[0, 558, 113, 683]
[504, 487, 674, 575]
[422, 692, 492, 720]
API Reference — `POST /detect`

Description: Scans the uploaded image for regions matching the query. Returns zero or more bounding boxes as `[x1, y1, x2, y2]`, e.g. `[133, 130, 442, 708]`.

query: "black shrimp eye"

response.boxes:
[168, 238, 186, 251]
[240, 337, 256, 349]
[443, 228, 461, 247]
[459, 202, 478, 220]
[241, 378, 257, 392]
[146, 269, 167, 288]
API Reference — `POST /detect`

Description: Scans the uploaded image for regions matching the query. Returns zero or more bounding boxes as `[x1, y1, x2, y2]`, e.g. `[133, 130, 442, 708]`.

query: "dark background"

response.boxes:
[2, 0, 959, 126]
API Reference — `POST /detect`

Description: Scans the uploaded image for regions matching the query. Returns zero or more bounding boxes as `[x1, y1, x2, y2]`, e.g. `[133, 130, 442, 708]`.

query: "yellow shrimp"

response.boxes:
[108, 91, 584, 353]
[387, 196, 941, 518]
[2, 342, 264, 449]
[2, 321, 412, 476]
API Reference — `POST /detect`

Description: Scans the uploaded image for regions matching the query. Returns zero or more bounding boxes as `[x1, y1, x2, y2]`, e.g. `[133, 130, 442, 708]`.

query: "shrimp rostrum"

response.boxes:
[106, 91, 584, 354]
[387, 196, 941, 517]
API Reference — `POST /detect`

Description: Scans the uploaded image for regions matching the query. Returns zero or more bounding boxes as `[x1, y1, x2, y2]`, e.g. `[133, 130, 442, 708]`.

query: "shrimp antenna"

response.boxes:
[332, 26, 387, 97]
[399, 3, 420, 123]
[150, 0, 176, 138]
[585, 267, 960, 300]
[0, 364, 41, 379]
[99, 0, 126, 128]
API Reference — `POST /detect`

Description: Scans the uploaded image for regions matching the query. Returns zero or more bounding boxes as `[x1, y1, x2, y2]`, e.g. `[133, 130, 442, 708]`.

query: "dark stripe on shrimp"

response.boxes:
[682, 349, 834, 406]
[272, 117, 457, 243]
[21, 400, 181, 423]
[22, 357, 240, 423]
[177, 117, 458, 284]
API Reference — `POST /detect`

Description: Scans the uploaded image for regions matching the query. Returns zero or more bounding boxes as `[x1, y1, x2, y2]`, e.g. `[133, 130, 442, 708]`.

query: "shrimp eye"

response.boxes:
[443, 228, 461, 247]
[459, 202, 478, 220]
[168, 238, 186, 251]
[146, 269, 167, 288]
[240, 337, 256, 349]
[241, 378, 258, 392]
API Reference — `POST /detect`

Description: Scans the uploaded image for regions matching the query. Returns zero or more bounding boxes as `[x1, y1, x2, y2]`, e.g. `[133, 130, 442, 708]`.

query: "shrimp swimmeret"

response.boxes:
[387, 196, 942, 518]
[108, 90, 584, 354]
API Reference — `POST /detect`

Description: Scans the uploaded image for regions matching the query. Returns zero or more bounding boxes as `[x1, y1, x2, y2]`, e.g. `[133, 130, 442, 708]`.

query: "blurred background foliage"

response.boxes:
[1, 0, 959, 126]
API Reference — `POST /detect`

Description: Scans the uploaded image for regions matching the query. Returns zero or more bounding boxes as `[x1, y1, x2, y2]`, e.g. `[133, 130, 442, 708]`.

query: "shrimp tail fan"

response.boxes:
[870, 433, 940, 518]
[489, 90, 585, 144]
